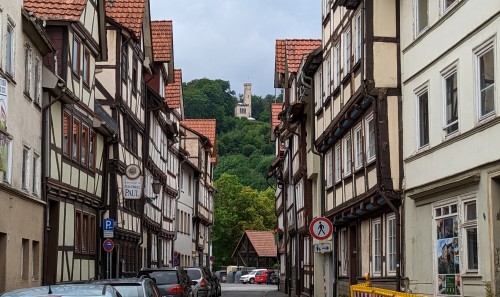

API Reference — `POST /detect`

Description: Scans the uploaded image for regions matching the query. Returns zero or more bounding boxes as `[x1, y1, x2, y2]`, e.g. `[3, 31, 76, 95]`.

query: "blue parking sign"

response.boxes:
[103, 218, 114, 231]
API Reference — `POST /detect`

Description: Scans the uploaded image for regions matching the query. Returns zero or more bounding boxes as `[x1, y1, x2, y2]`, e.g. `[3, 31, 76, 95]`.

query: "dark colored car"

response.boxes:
[138, 267, 193, 297]
[0, 284, 121, 297]
[88, 276, 161, 297]
[210, 272, 221, 297]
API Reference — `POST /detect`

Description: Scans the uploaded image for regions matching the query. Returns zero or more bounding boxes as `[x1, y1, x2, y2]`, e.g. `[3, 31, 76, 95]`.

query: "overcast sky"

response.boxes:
[150, 0, 321, 97]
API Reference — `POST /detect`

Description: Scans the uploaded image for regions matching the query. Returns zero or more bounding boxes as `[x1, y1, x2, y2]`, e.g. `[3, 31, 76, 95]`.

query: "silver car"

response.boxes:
[0, 284, 122, 297]
[185, 267, 213, 297]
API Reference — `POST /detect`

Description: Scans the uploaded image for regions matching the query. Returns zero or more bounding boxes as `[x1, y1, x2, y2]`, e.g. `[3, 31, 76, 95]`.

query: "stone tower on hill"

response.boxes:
[235, 83, 252, 119]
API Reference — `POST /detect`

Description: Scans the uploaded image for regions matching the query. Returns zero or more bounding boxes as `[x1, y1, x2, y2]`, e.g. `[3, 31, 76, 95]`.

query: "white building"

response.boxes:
[401, 0, 499, 295]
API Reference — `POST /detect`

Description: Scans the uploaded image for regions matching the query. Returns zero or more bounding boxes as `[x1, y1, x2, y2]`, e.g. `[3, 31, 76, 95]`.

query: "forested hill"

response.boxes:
[182, 78, 282, 268]
[182, 78, 281, 190]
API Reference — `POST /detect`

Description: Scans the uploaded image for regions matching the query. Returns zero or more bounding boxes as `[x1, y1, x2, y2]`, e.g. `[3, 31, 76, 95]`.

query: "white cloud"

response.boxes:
[150, 0, 320, 96]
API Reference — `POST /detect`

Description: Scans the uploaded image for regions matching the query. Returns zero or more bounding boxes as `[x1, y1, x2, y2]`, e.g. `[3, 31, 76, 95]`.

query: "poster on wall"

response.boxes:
[436, 215, 461, 296]
[0, 76, 7, 131]
[0, 76, 8, 172]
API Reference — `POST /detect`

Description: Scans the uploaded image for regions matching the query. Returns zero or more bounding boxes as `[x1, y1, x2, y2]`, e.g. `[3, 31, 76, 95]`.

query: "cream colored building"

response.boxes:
[315, 0, 402, 295]
[0, 0, 58, 290]
[401, 0, 499, 296]
[235, 83, 252, 119]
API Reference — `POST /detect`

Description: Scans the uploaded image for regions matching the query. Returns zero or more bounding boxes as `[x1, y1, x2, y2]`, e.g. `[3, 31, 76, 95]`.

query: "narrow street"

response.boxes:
[221, 283, 286, 297]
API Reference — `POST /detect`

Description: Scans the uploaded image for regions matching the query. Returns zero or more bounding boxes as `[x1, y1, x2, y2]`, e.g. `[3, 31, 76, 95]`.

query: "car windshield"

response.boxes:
[248, 270, 259, 276]
[147, 271, 178, 285]
[186, 270, 202, 280]
[112, 285, 143, 297]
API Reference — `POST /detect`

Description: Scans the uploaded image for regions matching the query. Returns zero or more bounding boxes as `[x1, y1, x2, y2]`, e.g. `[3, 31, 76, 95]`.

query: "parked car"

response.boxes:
[239, 269, 267, 284]
[254, 269, 275, 284]
[138, 267, 193, 297]
[0, 284, 121, 297]
[210, 271, 221, 296]
[88, 276, 161, 297]
[185, 267, 212, 297]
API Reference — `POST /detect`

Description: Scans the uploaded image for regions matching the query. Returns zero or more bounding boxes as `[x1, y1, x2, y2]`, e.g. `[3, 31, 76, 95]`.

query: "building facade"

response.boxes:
[0, 0, 57, 290]
[272, 39, 321, 296]
[401, 0, 499, 296]
[180, 119, 216, 267]
[314, 0, 402, 295]
[95, 0, 152, 278]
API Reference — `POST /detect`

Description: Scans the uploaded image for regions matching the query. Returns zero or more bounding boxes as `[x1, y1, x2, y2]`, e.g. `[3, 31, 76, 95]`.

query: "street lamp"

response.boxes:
[151, 178, 162, 200]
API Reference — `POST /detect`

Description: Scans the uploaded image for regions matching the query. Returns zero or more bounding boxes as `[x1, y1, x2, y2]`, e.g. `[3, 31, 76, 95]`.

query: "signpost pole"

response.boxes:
[110, 249, 113, 278]
[106, 251, 110, 279]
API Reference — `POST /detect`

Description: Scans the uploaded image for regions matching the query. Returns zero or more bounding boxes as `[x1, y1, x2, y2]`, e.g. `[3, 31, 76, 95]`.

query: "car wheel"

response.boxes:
[249, 278, 254, 284]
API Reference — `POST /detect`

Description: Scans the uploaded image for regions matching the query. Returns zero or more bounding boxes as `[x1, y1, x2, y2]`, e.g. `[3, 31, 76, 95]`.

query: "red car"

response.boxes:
[254, 269, 274, 284]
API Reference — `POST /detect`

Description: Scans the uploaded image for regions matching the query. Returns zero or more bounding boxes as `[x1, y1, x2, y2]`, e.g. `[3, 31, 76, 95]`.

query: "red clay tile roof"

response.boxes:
[151, 20, 173, 62]
[105, 0, 145, 38]
[275, 39, 321, 81]
[275, 40, 286, 75]
[181, 119, 217, 163]
[271, 103, 283, 132]
[166, 69, 182, 109]
[244, 231, 277, 258]
[24, 0, 87, 21]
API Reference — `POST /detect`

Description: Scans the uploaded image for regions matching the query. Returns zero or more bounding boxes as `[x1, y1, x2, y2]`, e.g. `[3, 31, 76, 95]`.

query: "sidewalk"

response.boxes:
[264, 289, 289, 297]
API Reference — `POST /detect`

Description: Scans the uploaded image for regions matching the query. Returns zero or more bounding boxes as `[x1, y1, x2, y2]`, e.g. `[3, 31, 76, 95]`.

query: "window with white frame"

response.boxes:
[365, 114, 375, 162]
[295, 180, 304, 210]
[323, 0, 330, 18]
[326, 149, 333, 187]
[354, 124, 362, 169]
[34, 57, 41, 104]
[334, 143, 342, 182]
[72, 37, 81, 76]
[434, 201, 461, 295]
[24, 45, 32, 96]
[343, 134, 352, 175]
[343, 28, 351, 74]
[2, 137, 12, 184]
[463, 199, 478, 272]
[441, 0, 458, 14]
[354, 12, 362, 62]
[442, 68, 459, 135]
[416, 87, 430, 148]
[333, 43, 340, 88]
[415, 0, 428, 35]
[6, 22, 15, 76]
[387, 214, 396, 274]
[372, 218, 382, 275]
[340, 228, 348, 275]
[32, 153, 40, 196]
[315, 68, 323, 110]
[324, 56, 331, 98]
[476, 42, 495, 120]
[22, 147, 30, 191]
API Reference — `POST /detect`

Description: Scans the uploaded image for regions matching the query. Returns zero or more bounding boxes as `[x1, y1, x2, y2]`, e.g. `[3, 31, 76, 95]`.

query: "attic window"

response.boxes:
[108, 0, 115, 7]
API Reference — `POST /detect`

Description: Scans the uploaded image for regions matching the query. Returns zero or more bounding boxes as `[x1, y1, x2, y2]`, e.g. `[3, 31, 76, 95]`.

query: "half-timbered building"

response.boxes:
[272, 39, 321, 296]
[95, 0, 152, 277]
[143, 19, 178, 268]
[24, 0, 110, 284]
[315, 0, 402, 295]
[180, 119, 216, 267]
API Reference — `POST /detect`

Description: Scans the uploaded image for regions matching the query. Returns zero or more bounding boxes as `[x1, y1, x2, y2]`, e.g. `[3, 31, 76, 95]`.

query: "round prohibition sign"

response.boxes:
[309, 217, 333, 240]
[103, 239, 114, 252]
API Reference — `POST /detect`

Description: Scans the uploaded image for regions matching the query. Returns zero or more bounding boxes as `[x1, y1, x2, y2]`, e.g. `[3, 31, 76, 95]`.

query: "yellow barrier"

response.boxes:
[350, 274, 426, 297]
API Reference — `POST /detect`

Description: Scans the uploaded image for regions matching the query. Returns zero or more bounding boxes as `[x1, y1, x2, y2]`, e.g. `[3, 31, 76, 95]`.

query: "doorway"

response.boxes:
[45, 199, 59, 284]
